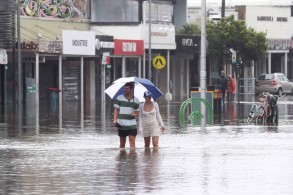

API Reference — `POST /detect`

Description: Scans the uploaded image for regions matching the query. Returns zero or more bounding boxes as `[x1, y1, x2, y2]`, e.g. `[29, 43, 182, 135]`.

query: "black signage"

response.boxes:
[15, 41, 38, 50]
[176, 35, 200, 53]
[95, 35, 114, 54]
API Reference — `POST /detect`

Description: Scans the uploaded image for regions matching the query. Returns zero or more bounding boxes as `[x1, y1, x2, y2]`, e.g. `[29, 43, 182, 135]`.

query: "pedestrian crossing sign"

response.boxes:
[152, 56, 166, 70]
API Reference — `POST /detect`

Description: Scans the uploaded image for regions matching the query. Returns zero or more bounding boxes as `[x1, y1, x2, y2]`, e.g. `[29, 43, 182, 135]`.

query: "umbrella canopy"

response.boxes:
[104, 77, 163, 102]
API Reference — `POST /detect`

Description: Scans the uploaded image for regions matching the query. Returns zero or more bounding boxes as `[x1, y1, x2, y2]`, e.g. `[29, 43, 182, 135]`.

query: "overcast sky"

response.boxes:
[188, 0, 293, 6]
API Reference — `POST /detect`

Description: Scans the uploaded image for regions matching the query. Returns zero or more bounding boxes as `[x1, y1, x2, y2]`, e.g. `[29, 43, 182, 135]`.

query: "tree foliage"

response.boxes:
[177, 16, 268, 65]
[176, 23, 201, 36]
[207, 15, 267, 65]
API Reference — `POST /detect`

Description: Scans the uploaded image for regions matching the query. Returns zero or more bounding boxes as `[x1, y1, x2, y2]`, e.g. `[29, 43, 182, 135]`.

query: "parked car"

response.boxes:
[255, 73, 293, 96]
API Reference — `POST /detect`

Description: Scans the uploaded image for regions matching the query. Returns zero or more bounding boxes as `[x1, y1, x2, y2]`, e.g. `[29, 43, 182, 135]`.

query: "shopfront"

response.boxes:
[171, 35, 200, 101]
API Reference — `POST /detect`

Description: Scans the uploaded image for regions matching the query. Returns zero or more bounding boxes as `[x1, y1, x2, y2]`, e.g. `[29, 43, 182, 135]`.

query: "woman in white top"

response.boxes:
[139, 91, 165, 148]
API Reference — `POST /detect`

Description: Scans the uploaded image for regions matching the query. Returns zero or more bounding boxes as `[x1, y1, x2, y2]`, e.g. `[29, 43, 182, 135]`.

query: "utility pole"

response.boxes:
[221, 0, 225, 18]
[220, 0, 225, 72]
[17, 0, 22, 114]
[200, 0, 207, 130]
[148, 0, 152, 80]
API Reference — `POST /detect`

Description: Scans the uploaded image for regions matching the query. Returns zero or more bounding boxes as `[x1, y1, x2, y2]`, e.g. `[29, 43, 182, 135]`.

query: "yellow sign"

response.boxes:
[152, 56, 166, 70]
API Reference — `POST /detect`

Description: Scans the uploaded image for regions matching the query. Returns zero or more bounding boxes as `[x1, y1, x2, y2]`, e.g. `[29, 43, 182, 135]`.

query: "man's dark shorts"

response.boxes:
[118, 129, 137, 137]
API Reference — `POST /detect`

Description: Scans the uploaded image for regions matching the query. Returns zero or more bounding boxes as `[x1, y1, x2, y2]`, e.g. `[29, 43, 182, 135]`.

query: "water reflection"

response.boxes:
[115, 149, 138, 193]
[1, 97, 293, 194]
[142, 148, 160, 193]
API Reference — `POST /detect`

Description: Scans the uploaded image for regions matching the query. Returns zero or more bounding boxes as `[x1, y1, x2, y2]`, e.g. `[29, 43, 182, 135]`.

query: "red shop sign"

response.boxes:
[114, 39, 144, 55]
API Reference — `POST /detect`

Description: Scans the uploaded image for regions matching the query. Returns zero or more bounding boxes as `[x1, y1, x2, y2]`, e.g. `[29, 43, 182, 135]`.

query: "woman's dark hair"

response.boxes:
[125, 82, 133, 89]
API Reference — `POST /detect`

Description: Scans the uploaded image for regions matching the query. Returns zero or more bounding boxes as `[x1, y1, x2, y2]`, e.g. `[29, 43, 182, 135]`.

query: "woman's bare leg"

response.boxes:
[152, 136, 159, 148]
[144, 137, 151, 148]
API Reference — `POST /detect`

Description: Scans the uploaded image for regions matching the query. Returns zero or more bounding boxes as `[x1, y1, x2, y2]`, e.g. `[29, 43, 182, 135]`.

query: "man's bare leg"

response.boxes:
[119, 137, 126, 148]
[129, 135, 136, 149]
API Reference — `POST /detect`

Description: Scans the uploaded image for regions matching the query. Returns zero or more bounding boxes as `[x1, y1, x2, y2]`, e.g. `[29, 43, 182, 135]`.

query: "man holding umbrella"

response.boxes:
[113, 82, 140, 149]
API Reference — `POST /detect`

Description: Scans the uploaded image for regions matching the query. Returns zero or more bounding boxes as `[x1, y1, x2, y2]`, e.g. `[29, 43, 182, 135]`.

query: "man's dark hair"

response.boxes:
[125, 82, 133, 89]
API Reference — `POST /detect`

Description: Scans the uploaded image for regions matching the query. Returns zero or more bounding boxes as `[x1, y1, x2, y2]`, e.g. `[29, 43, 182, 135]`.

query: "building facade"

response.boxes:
[1, 0, 192, 114]
[187, 4, 293, 81]
[236, 5, 293, 79]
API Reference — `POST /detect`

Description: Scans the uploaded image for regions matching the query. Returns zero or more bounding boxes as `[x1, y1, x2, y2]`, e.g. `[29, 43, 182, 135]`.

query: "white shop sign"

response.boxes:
[0, 50, 8, 64]
[62, 30, 95, 55]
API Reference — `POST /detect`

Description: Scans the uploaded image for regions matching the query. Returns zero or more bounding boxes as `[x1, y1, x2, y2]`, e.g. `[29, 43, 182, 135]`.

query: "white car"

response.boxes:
[255, 73, 293, 96]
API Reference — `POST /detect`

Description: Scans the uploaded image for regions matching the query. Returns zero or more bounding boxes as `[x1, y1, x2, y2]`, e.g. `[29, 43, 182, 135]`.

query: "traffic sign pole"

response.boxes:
[200, 0, 207, 130]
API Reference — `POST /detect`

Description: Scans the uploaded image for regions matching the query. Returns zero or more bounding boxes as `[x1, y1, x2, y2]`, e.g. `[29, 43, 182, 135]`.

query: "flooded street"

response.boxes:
[1, 96, 293, 194]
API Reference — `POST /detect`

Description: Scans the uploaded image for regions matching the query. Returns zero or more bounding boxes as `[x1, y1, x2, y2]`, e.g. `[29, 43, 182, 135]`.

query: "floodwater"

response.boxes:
[1, 96, 293, 195]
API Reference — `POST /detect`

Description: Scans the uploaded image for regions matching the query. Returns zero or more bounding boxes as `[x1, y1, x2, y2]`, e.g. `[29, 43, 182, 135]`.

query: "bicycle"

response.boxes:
[247, 92, 283, 126]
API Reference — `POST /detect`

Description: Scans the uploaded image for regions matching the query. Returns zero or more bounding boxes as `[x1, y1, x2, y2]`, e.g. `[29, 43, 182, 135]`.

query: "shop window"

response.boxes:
[144, 2, 173, 23]
[91, 0, 139, 23]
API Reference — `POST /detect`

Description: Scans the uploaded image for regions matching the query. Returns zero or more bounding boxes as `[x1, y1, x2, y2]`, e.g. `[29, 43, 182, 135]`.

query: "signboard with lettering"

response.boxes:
[96, 35, 114, 54]
[0, 50, 8, 64]
[102, 52, 110, 65]
[267, 38, 291, 50]
[22, 55, 45, 63]
[39, 41, 62, 54]
[175, 35, 200, 53]
[114, 39, 144, 55]
[62, 30, 95, 55]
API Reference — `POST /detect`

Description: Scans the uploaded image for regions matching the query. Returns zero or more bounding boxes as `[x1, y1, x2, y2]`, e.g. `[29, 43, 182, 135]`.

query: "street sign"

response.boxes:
[152, 55, 166, 70]
[0, 50, 8, 64]
[232, 51, 237, 65]
[102, 52, 110, 65]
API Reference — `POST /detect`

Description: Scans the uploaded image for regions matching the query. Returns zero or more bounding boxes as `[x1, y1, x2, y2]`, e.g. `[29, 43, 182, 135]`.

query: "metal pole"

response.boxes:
[148, 0, 152, 80]
[138, 56, 142, 77]
[59, 55, 62, 131]
[143, 52, 146, 78]
[17, 0, 22, 112]
[221, 0, 225, 18]
[80, 57, 84, 114]
[101, 63, 106, 131]
[35, 52, 39, 133]
[200, 0, 207, 130]
[167, 50, 170, 93]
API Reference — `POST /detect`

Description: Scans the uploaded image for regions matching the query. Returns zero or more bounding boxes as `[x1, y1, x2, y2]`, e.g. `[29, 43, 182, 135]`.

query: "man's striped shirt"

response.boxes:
[114, 95, 139, 130]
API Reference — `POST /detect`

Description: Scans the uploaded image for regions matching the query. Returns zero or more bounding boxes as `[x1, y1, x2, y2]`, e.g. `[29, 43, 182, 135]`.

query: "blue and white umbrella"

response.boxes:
[104, 77, 163, 102]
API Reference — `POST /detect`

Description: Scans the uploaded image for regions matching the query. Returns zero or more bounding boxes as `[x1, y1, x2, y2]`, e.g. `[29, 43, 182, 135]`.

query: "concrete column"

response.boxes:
[122, 56, 126, 77]
[90, 61, 96, 101]
[268, 52, 272, 74]
[138, 56, 142, 77]
[180, 60, 184, 100]
[285, 52, 288, 76]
